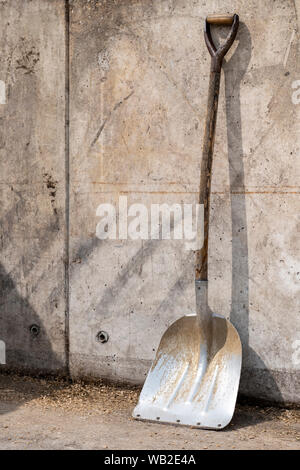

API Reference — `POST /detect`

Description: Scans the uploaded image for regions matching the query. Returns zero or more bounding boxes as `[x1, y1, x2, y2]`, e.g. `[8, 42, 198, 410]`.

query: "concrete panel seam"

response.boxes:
[64, 0, 70, 376]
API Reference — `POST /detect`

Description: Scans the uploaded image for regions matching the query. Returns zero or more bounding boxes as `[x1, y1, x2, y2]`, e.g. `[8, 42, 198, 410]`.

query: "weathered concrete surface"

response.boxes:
[0, 0, 299, 404]
[69, 0, 300, 403]
[0, 0, 67, 373]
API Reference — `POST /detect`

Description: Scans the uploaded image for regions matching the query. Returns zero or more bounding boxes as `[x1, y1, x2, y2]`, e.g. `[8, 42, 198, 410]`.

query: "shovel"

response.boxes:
[133, 14, 242, 430]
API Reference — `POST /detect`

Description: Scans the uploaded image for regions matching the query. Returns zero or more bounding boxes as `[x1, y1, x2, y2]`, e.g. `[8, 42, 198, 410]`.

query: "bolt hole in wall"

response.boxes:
[96, 331, 109, 344]
[29, 324, 40, 337]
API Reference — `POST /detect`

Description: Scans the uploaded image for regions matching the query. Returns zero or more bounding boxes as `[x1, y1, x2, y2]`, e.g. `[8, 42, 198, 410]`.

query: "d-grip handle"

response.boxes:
[204, 13, 239, 72]
[206, 14, 234, 25]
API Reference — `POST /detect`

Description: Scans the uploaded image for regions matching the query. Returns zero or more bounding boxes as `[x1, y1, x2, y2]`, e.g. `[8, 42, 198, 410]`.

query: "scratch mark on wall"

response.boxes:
[91, 90, 134, 147]
[283, 29, 296, 68]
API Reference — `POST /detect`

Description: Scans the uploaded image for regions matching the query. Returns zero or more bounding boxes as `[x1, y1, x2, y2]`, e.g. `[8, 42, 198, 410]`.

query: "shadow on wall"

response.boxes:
[0, 263, 65, 414]
[222, 22, 283, 403]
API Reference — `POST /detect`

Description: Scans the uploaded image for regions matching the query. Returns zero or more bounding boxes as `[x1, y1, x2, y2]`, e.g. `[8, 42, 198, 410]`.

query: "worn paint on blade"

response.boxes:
[165, 363, 189, 409]
[186, 343, 208, 403]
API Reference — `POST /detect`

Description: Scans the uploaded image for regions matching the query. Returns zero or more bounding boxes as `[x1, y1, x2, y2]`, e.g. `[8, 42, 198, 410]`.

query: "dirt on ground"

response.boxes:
[0, 373, 299, 450]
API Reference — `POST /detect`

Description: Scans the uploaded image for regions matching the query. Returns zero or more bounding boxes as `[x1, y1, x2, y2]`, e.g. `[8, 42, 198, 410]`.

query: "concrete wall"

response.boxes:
[0, 0, 67, 374]
[0, 0, 299, 404]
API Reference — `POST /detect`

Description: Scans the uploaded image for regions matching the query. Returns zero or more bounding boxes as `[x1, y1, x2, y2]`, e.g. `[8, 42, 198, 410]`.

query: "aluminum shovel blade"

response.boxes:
[133, 313, 241, 429]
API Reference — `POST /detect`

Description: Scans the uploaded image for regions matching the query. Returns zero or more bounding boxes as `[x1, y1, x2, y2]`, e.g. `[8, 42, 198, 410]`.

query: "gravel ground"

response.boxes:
[0, 373, 299, 450]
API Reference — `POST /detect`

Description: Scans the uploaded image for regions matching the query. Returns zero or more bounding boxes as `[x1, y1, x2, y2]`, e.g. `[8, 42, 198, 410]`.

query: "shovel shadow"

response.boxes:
[221, 22, 284, 429]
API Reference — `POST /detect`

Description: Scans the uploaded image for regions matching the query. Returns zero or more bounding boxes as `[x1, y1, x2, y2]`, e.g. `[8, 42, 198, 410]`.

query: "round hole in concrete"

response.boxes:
[29, 324, 40, 337]
[96, 331, 109, 343]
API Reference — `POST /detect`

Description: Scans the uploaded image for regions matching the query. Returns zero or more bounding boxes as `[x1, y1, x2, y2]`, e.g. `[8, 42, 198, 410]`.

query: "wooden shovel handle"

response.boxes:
[195, 14, 239, 281]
